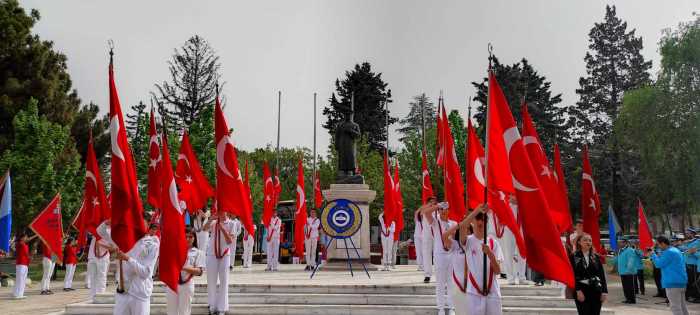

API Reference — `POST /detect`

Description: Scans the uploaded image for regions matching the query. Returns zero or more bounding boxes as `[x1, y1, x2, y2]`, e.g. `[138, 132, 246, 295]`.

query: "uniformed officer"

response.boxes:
[113, 224, 161, 315]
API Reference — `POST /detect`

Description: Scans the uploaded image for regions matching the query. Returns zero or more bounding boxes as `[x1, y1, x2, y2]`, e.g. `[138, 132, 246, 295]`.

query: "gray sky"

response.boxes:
[21, 0, 698, 153]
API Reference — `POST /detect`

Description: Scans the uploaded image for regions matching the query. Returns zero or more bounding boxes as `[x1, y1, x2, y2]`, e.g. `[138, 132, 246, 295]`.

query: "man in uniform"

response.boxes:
[466, 210, 505, 315]
[379, 211, 395, 271]
[304, 210, 320, 271]
[413, 208, 424, 271]
[683, 228, 700, 302]
[421, 200, 456, 315]
[192, 210, 209, 254]
[113, 224, 160, 315]
[242, 225, 255, 268]
[618, 238, 638, 304]
[203, 210, 235, 315]
[228, 214, 242, 270]
[266, 209, 281, 272]
[89, 219, 115, 300]
[422, 197, 438, 283]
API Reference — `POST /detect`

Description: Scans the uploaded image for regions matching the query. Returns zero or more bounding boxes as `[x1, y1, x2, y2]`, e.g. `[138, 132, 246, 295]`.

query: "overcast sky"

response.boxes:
[20, 0, 698, 153]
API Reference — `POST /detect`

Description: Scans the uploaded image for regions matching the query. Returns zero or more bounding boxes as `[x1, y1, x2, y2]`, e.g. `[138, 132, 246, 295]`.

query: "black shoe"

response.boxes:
[63, 288, 70, 291]
[622, 300, 636, 304]
[423, 277, 430, 283]
[47, 290, 54, 295]
[690, 298, 700, 303]
[40, 290, 46, 295]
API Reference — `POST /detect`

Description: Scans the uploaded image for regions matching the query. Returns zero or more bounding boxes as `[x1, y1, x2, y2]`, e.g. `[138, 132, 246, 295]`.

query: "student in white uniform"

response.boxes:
[39, 240, 56, 295]
[242, 225, 255, 268]
[113, 224, 161, 315]
[378, 211, 395, 271]
[421, 197, 438, 283]
[422, 200, 456, 315]
[499, 198, 526, 285]
[304, 210, 321, 271]
[228, 214, 242, 269]
[166, 227, 205, 315]
[192, 210, 209, 254]
[266, 210, 282, 271]
[89, 220, 115, 300]
[203, 210, 235, 315]
[414, 208, 424, 271]
[465, 209, 505, 315]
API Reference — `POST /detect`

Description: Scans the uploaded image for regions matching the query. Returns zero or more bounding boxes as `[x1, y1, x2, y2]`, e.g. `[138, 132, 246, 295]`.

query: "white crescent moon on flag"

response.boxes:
[504, 127, 537, 192]
[522, 135, 543, 152]
[178, 154, 190, 168]
[216, 135, 235, 178]
[168, 179, 183, 214]
[582, 173, 597, 195]
[85, 170, 98, 189]
[296, 184, 305, 214]
[422, 170, 430, 189]
[110, 116, 125, 161]
[474, 157, 486, 187]
[265, 177, 273, 187]
[149, 135, 159, 149]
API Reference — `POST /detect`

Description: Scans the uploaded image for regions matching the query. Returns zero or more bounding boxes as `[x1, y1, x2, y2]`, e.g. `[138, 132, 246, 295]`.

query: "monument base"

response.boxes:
[322, 184, 376, 261]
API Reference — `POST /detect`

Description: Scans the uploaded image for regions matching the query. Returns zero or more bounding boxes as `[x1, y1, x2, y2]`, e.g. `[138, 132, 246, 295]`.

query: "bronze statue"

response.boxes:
[335, 96, 362, 183]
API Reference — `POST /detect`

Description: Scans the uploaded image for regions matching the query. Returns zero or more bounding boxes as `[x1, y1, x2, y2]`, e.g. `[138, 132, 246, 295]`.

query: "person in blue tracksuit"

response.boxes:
[632, 241, 646, 295]
[617, 240, 638, 304]
[682, 228, 699, 302]
[650, 235, 689, 315]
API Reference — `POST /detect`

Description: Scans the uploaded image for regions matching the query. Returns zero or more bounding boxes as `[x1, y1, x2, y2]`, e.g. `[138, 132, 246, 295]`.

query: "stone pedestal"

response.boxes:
[322, 184, 376, 261]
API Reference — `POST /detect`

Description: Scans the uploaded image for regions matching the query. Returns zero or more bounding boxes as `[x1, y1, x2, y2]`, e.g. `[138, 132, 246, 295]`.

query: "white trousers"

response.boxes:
[381, 235, 393, 267]
[467, 293, 502, 315]
[434, 254, 453, 309]
[422, 236, 434, 277]
[266, 238, 280, 270]
[13, 264, 28, 298]
[414, 234, 424, 268]
[229, 241, 238, 268]
[305, 238, 318, 267]
[166, 282, 195, 315]
[64, 263, 76, 288]
[206, 255, 230, 312]
[196, 231, 209, 254]
[89, 258, 110, 299]
[41, 257, 55, 291]
[449, 280, 468, 315]
[392, 240, 399, 267]
[85, 262, 92, 289]
[243, 237, 254, 267]
[114, 292, 150, 315]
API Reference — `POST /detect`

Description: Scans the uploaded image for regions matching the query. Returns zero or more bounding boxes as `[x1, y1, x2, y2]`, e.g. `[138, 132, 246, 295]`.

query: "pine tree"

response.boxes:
[397, 93, 436, 142]
[323, 62, 396, 152]
[153, 35, 222, 131]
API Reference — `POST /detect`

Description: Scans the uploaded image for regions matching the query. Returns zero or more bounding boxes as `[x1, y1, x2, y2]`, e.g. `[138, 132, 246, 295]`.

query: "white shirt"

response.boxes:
[88, 234, 110, 261]
[422, 213, 434, 240]
[231, 219, 242, 237]
[193, 214, 206, 233]
[431, 212, 456, 256]
[267, 217, 281, 241]
[378, 213, 395, 238]
[305, 217, 320, 240]
[465, 234, 504, 297]
[123, 235, 160, 301]
[243, 226, 256, 242]
[206, 218, 235, 257]
[414, 212, 424, 237]
[450, 238, 468, 292]
[180, 247, 205, 283]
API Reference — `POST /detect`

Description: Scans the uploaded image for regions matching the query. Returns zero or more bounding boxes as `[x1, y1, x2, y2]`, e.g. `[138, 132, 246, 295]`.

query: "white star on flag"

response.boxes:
[540, 165, 552, 178]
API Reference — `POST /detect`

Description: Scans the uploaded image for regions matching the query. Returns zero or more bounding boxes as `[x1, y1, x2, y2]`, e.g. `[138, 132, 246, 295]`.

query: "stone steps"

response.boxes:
[92, 292, 572, 308]
[65, 303, 614, 315]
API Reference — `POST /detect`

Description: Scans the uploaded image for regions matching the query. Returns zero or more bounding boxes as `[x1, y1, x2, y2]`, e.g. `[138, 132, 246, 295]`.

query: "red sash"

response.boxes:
[452, 250, 468, 293]
[436, 217, 449, 252]
[305, 218, 318, 239]
[93, 239, 108, 259]
[178, 251, 199, 285]
[467, 238, 495, 296]
[214, 223, 229, 259]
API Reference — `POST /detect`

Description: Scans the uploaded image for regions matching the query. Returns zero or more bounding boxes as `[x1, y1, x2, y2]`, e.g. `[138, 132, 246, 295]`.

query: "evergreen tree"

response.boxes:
[153, 35, 222, 131]
[70, 102, 110, 165]
[397, 93, 436, 142]
[323, 62, 396, 152]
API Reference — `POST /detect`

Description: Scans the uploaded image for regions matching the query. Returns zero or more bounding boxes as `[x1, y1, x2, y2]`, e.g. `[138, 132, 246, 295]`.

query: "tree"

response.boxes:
[71, 102, 110, 165]
[397, 93, 436, 142]
[153, 35, 222, 131]
[0, 100, 82, 231]
[323, 62, 396, 152]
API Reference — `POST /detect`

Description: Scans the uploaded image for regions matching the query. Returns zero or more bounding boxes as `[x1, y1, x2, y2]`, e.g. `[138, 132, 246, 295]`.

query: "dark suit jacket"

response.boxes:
[570, 250, 608, 294]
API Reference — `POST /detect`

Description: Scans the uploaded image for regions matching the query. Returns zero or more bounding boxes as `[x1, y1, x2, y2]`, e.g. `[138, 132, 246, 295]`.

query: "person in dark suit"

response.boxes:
[571, 233, 608, 315]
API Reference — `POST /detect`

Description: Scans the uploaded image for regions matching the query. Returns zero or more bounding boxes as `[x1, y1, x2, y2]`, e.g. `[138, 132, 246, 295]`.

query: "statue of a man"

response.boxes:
[335, 109, 360, 177]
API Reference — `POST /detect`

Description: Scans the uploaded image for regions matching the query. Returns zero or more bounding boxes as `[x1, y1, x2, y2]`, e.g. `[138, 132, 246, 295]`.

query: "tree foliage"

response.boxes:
[397, 93, 436, 142]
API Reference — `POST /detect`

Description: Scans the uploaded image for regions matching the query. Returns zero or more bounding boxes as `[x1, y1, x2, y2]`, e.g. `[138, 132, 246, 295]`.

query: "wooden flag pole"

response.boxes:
[312, 93, 317, 211]
[275, 91, 282, 176]
[482, 43, 494, 295]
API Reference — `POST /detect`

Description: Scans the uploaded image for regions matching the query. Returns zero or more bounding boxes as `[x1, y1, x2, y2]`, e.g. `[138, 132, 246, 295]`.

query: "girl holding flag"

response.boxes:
[13, 230, 36, 299]
[166, 227, 205, 315]
[421, 200, 456, 315]
[203, 209, 234, 315]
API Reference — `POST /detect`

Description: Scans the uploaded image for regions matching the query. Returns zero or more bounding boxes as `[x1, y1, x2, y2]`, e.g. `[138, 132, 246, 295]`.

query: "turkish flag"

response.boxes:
[521, 105, 572, 233]
[552, 144, 573, 232]
[435, 102, 443, 162]
[215, 96, 255, 235]
[438, 105, 466, 222]
[75, 134, 110, 246]
[262, 162, 275, 227]
[71, 199, 88, 247]
[244, 160, 251, 198]
[273, 169, 282, 206]
[176, 131, 214, 213]
[109, 57, 146, 252]
[581, 145, 604, 258]
[466, 120, 486, 210]
[294, 159, 307, 258]
[637, 199, 654, 251]
[486, 73, 573, 287]
[30, 194, 64, 262]
[314, 171, 323, 210]
[382, 151, 396, 228]
[393, 161, 404, 241]
[146, 109, 162, 209]
[158, 132, 187, 293]
[421, 150, 434, 205]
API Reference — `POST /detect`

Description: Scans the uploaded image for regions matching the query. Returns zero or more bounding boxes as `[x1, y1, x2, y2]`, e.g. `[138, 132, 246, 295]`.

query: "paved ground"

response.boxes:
[1, 264, 699, 314]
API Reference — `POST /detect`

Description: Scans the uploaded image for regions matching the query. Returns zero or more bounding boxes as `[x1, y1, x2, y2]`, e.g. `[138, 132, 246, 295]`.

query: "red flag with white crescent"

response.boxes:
[109, 56, 146, 252]
[146, 109, 162, 209]
[382, 151, 396, 228]
[158, 132, 187, 293]
[262, 162, 274, 227]
[314, 171, 323, 210]
[176, 131, 214, 213]
[393, 161, 404, 241]
[637, 199, 653, 251]
[215, 96, 254, 235]
[439, 105, 466, 222]
[30, 194, 64, 262]
[421, 150, 434, 205]
[76, 134, 110, 246]
[294, 159, 307, 258]
[581, 145, 604, 258]
[552, 143, 573, 232]
[486, 72, 573, 287]
[466, 119, 486, 210]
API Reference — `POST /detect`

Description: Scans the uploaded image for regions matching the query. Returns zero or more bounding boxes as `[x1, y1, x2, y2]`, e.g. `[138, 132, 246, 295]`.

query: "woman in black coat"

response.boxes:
[570, 233, 608, 315]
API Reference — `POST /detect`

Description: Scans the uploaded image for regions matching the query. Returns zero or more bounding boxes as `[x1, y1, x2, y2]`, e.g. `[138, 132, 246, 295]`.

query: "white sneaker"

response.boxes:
[437, 309, 445, 315]
[448, 309, 456, 315]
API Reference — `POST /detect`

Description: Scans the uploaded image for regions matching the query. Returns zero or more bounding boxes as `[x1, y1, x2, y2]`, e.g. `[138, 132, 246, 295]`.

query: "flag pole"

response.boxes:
[465, 95, 472, 210]
[482, 43, 494, 294]
[109, 40, 126, 295]
[276, 91, 282, 176]
[312, 93, 317, 212]
[420, 93, 426, 152]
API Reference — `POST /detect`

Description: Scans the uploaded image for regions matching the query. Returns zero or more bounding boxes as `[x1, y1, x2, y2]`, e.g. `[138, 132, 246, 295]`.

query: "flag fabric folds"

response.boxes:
[608, 205, 620, 252]
[637, 199, 654, 251]
[109, 56, 146, 252]
[438, 104, 466, 222]
[176, 131, 214, 213]
[314, 171, 323, 210]
[0, 171, 11, 253]
[581, 145, 604, 258]
[393, 161, 404, 241]
[262, 162, 275, 227]
[158, 132, 187, 292]
[382, 151, 396, 228]
[466, 120, 486, 210]
[75, 134, 110, 246]
[294, 159, 307, 258]
[146, 109, 162, 209]
[30, 194, 64, 262]
[552, 143, 572, 232]
[420, 150, 434, 205]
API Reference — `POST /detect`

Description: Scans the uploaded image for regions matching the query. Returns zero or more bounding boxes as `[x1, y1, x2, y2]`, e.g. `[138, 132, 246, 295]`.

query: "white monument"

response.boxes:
[322, 183, 376, 261]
